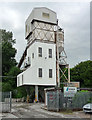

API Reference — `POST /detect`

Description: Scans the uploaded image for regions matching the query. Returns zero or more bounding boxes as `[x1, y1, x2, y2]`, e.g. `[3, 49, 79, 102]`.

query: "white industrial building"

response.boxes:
[17, 7, 69, 102]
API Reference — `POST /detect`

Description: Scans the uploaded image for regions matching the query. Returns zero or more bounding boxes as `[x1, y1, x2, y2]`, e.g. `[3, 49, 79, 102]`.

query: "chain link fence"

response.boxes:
[47, 91, 92, 111]
[0, 92, 12, 113]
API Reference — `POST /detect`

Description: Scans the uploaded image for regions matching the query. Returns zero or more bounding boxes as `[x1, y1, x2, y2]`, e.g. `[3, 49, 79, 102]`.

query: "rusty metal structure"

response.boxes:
[56, 22, 70, 87]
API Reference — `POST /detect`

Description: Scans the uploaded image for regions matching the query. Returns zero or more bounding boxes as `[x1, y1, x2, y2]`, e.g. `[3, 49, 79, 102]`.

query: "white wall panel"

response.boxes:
[17, 41, 56, 87]
[25, 7, 57, 38]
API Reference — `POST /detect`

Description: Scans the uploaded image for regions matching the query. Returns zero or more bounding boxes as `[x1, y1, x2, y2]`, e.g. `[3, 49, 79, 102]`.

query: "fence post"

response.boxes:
[10, 91, 12, 113]
[57, 90, 59, 112]
[47, 92, 49, 111]
[0, 92, 2, 113]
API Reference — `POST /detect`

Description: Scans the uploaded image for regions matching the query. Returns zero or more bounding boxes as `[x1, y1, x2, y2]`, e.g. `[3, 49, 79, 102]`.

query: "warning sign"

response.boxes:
[64, 87, 77, 97]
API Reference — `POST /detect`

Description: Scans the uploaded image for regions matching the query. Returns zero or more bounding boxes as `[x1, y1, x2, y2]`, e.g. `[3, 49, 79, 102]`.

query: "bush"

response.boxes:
[72, 92, 92, 109]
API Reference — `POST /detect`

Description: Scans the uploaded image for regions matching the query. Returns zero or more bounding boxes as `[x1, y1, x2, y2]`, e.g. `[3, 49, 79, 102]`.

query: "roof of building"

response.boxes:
[18, 47, 27, 68]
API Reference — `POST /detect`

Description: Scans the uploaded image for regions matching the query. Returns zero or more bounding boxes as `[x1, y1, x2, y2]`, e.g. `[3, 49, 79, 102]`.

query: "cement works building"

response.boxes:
[17, 7, 70, 102]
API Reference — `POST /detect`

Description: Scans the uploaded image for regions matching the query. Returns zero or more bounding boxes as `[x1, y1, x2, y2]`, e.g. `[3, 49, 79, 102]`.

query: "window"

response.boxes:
[22, 75, 23, 84]
[42, 12, 50, 19]
[38, 47, 42, 57]
[49, 69, 52, 78]
[49, 49, 52, 58]
[32, 53, 34, 58]
[38, 68, 42, 77]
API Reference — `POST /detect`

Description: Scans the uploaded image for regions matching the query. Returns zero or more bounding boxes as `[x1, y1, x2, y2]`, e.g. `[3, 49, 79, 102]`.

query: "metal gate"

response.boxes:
[0, 92, 12, 113]
[47, 91, 59, 111]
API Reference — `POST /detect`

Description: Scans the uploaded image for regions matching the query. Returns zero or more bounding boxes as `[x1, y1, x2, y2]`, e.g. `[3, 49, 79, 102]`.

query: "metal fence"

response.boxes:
[0, 92, 12, 113]
[47, 91, 60, 111]
[47, 91, 92, 111]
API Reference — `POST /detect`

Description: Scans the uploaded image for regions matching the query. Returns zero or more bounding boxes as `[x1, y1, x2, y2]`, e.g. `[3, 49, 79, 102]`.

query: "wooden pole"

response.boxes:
[68, 64, 70, 83]
[56, 19, 60, 88]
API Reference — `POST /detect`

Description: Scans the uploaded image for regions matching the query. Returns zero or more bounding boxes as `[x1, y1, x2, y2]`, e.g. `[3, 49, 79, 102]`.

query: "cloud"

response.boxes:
[0, 2, 90, 67]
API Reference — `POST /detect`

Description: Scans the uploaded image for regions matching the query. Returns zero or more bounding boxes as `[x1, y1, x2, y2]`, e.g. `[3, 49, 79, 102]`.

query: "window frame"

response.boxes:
[38, 68, 42, 78]
[49, 49, 52, 58]
[49, 69, 52, 78]
[38, 47, 42, 57]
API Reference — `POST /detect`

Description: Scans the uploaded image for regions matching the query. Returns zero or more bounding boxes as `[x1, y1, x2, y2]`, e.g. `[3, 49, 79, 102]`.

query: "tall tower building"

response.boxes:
[17, 7, 69, 102]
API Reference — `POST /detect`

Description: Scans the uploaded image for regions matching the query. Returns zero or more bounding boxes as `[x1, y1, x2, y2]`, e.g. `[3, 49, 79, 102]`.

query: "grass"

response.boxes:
[59, 110, 73, 114]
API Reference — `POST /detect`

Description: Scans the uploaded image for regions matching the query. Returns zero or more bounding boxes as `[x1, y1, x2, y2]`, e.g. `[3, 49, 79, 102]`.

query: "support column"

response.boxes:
[68, 64, 70, 83]
[56, 19, 60, 88]
[35, 85, 38, 102]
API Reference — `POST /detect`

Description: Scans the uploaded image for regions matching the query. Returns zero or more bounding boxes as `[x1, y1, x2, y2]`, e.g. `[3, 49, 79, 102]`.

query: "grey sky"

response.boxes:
[0, 2, 90, 68]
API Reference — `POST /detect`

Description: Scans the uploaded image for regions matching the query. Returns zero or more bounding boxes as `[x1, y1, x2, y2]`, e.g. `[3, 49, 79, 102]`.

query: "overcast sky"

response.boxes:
[0, 2, 90, 68]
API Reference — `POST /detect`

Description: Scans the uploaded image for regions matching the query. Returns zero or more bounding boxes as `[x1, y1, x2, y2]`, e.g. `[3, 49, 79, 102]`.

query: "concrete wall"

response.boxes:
[17, 41, 56, 87]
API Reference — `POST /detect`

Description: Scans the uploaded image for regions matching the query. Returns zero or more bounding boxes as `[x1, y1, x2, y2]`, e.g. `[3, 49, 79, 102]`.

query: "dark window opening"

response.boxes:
[38, 47, 42, 57]
[49, 69, 52, 78]
[39, 68, 42, 77]
[32, 53, 34, 58]
[49, 49, 52, 58]
[42, 12, 50, 18]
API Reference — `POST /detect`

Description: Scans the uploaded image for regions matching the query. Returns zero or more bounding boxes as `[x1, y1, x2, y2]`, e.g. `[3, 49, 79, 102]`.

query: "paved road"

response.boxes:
[11, 103, 63, 118]
[1, 102, 92, 119]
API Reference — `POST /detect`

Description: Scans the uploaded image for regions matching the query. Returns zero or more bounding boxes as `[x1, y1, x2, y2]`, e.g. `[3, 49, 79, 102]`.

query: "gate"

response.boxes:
[0, 92, 12, 113]
[47, 91, 59, 111]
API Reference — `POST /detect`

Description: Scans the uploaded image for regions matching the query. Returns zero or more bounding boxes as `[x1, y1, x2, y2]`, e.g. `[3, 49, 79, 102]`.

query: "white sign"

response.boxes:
[64, 87, 77, 97]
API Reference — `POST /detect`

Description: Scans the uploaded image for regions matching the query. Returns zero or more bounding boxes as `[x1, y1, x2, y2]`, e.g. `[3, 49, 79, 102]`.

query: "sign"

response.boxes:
[64, 87, 77, 97]
[66, 82, 80, 88]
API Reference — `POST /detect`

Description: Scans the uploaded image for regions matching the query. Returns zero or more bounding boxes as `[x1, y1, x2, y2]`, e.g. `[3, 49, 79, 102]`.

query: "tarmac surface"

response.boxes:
[0, 102, 92, 119]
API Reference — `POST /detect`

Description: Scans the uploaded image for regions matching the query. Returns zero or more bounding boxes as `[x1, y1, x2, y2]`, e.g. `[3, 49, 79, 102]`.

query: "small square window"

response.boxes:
[42, 12, 49, 18]
[38, 68, 42, 77]
[38, 47, 42, 57]
[49, 69, 52, 78]
[49, 49, 52, 58]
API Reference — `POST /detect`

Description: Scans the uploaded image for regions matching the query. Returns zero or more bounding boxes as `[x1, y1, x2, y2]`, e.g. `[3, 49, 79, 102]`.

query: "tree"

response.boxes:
[2, 66, 21, 92]
[70, 60, 92, 88]
[1, 29, 26, 98]
[1, 29, 17, 80]
[6, 66, 21, 89]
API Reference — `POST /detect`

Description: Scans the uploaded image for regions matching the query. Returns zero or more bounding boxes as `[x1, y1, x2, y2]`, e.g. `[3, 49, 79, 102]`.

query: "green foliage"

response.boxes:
[2, 82, 12, 92]
[72, 92, 92, 108]
[6, 66, 21, 88]
[2, 66, 21, 92]
[70, 60, 92, 88]
[79, 90, 88, 92]
[1, 29, 17, 79]
[1, 29, 26, 98]
[13, 87, 27, 98]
